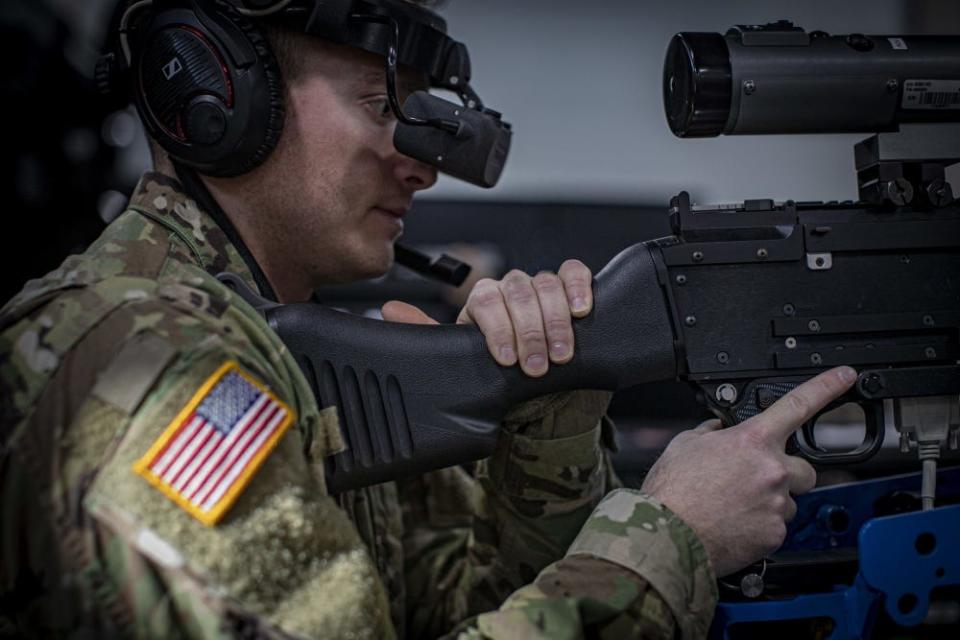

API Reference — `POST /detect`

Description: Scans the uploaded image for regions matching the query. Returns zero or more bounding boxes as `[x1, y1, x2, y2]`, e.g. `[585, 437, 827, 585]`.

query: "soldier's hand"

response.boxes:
[640, 366, 858, 577]
[382, 259, 593, 378]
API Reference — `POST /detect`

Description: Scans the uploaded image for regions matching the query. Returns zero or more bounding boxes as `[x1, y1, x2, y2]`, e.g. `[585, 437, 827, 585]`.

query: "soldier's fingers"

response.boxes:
[532, 272, 575, 364]
[747, 366, 857, 446]
[380, 300, 439, 325]
[462, 279, 517, 366]
[691, 419, 722, 434]
[558, 259, 593, 317]
[784, 495, 798, 522]
[499, 270, 549, 377]
[783, 454, 817, 495]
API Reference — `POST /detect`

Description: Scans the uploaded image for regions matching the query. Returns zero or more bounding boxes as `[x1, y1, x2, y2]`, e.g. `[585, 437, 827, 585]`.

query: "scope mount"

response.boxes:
[855, 123, 960, 208]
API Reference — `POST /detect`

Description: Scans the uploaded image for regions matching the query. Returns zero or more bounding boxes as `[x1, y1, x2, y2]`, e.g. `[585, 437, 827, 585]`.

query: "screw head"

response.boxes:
[862, 373, 883, 394]
[846, 33, 874, 52]
[756, 248, 768, 259]
[925, 347, 937, 359]
[675, 274, 687, 285]
[743, 80, 757, 95]
[886, 79, 899, 93]
[685, 315, 697, 327]
[716, 383, 738, 403]
[783, 304, 796, 316]
[811, 352, 823, 365]
[926, 179, 954, 207]
[785, 337, 797, 349]
[923, 315, 935, 327]
[741, 573, 764, 598]
[717, 351, 729, 364]
[884, 178, 914, 206]
[692, 251, 704, 262]
[808, 320, 821, 332]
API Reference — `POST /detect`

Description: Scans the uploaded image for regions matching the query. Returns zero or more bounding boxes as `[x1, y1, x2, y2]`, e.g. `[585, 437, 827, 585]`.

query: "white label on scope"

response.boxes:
[902, 80, 960, 110]
[888, 37, 908, 50]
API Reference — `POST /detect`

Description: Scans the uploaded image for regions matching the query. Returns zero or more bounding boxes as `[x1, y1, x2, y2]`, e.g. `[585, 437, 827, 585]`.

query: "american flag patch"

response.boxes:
[133, 361, 294, 526]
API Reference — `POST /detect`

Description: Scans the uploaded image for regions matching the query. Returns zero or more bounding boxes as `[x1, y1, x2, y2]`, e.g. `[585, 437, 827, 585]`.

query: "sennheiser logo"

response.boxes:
[162, 57, 184, 81]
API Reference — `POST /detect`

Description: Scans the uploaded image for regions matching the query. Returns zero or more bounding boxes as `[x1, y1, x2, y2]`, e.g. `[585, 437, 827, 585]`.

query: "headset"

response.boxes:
[97, 0, 511, 186]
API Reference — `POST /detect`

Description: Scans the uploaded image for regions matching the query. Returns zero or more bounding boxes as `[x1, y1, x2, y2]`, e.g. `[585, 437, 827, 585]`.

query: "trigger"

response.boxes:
[802, 420, 828, 453]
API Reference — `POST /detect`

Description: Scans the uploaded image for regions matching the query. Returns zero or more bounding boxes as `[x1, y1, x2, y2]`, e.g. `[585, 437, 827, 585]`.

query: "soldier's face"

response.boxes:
[258, 39, 437, 285]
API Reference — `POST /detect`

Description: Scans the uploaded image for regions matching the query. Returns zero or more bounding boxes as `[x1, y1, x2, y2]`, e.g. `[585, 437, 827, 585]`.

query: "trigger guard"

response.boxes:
[792, 400, 887, 465]
[801, 420, 827, 453]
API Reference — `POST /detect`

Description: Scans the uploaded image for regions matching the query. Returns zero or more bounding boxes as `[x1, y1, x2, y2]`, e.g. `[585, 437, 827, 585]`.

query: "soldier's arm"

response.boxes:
[400, 391, 650, 633]
[401, 389, 716, 639]
[454, 490, 718, 640]
[2, 286, 396, 639]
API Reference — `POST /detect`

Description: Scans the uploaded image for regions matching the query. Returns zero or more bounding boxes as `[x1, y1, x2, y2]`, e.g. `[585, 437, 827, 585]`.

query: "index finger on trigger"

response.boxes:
[752, 366, 858, 446]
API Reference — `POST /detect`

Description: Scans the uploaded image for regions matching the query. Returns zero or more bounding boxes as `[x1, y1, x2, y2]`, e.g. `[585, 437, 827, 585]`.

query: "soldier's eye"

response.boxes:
[366, 98, 394, 121]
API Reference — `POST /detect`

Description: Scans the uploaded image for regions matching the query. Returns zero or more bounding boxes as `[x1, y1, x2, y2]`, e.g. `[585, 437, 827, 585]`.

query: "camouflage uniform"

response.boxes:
[0, 172, 717, 639]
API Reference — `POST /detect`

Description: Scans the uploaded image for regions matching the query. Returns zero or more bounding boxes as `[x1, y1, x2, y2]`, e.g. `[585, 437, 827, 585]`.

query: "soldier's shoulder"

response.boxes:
[1, 262, 284, 435]
[1, 262, 226, 354]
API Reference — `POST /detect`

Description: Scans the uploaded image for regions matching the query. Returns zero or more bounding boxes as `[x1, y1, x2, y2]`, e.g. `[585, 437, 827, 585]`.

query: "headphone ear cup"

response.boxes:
[221, 3, 285, 174]
[133, 0, 285, 177]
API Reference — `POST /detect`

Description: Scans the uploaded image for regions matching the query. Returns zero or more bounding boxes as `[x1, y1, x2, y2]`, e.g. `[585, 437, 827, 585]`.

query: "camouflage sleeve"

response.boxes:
[82, 340, 399, 639]
[400, 390, 625, 637]
[454, 491, 718, 640]
[2, 281, 395, 638]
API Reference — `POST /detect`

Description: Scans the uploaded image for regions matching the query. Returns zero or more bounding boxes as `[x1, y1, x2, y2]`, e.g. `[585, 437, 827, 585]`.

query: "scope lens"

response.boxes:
[663, 32, 732, 137]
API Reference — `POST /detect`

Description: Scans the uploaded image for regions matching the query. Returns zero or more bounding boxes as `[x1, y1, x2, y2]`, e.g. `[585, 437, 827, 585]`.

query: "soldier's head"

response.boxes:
[99, 1, 506, 299]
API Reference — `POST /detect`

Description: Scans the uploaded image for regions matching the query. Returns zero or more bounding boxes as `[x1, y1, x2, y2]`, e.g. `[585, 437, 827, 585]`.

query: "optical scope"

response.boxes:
[663, 21, 960, 137]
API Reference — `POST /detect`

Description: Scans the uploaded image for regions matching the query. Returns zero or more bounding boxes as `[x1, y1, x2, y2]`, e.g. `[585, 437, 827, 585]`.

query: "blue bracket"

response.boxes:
[783, 465, 960, 553]
[710, 576, 882, 640]
[859, 503, 960, 627]
[710, 466, 960, 639]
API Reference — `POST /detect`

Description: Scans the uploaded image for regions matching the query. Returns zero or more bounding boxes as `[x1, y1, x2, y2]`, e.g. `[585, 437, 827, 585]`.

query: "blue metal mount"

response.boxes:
[710, 466, 960, 639]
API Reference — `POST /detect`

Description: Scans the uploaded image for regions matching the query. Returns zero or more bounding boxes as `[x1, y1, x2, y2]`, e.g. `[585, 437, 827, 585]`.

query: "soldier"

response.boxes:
[0, 1, 855, 638]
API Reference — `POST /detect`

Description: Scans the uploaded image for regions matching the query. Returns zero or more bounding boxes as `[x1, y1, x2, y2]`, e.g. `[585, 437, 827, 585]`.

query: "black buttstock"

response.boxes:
[269, 242, 678, 493]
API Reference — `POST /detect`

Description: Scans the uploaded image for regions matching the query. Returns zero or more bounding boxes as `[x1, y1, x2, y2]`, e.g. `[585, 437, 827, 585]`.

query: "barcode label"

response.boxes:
[922, 92, 960, 107]
[903, 80, 960, 110]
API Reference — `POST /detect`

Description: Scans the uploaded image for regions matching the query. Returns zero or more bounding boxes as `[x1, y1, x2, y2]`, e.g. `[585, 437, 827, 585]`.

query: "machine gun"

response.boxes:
[221, 22, 960, 638]
[662, 22, 960, 638]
